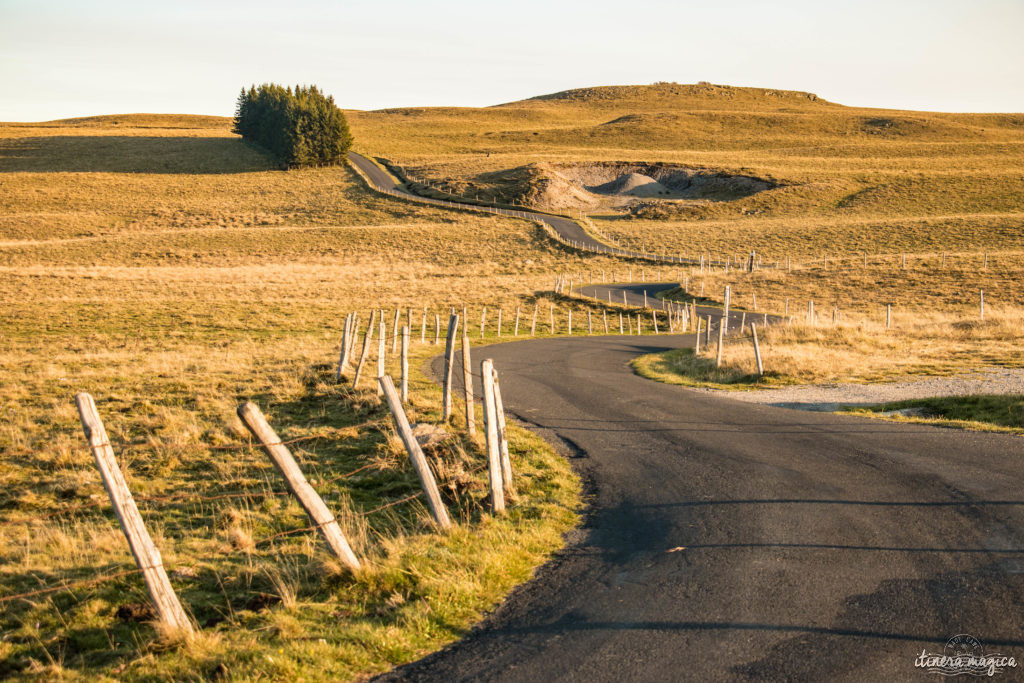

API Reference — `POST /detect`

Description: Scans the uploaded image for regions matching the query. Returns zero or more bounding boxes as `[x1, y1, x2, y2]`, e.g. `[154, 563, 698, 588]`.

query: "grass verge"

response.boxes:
[838, 395, 1024, 436]
[0, 339, 581, 680]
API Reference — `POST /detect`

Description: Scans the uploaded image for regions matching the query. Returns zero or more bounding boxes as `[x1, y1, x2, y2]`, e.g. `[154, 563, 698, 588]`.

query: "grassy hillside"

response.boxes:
[0, 114, 603, 679]
[348, 82, 1024, 259]
[3, 81, 1023, 676]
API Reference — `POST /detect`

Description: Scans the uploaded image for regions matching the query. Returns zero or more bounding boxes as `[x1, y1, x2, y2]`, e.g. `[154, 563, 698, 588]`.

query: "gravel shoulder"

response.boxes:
[701, 367, 1024, 411]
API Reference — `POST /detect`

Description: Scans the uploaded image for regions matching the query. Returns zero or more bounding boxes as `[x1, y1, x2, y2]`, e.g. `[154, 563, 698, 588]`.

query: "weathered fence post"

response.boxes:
[652, 310, 659, 334]
[401, 325, 410, 403]
[716, 319, 725, 368]
[514, 306, 521, 336]
[237, 401, 361, 571]
[619, 312, 624, 334]
[723, 285, 731, 333]
[603, 309, 609, 334]
[588, 310, 593, 335]
[480, 306, 487, 339]
[378, 376, 452, 531]
[353, 309, 377, 389]
[751, 322, 764, 376]
[549, 304, 555, 334]
[377, 318, 386, 397]
[695, 317, 702, 353]
[491, 366, 514, 496]
[568, 309, 573, 335]
[531, 305, 537, 336]
[886, 304, 892, 329]
[442, 313, 460, 421]
[337, 313, 352, 381]
[462, 327, 475, 435]
[75, 393, 194, 634]
[497, 308, 503, 337]
[391, 309, 400, 354]
[481, 359, 506, 514]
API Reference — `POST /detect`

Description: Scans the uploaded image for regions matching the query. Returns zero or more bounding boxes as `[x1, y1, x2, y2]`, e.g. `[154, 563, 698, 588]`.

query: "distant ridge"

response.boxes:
[514, 82, 832, 107]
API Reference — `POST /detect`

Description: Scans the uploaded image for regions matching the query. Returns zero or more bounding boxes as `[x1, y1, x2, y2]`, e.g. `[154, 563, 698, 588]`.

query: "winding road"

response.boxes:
[349, 152, 691, 261]
[351, 155, 1024, 679]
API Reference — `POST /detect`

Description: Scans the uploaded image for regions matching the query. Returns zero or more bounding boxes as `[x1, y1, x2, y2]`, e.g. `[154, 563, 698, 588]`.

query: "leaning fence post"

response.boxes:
[237, 401, 361, 571]
[480, 359, 506, 514]
[337, 313, 352, 381]
[462, 328, 475, 435]
[491, 366, 514, 496]
[401, 325, 410, 403]
[75, 393, 194, 635]
[442, 314, 460, 421]
[378, 376, 452, 530]
[751, 322, 764, 376]
[353, 309, 377, 389]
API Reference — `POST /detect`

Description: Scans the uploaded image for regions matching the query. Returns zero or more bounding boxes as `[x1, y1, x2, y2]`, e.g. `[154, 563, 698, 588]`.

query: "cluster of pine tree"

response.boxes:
[233, 84, 353, 169]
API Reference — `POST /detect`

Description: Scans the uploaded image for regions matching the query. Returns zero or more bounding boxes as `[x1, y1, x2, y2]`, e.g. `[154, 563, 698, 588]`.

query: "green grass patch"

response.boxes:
[839, 394, 1024, 435]
[631, 346, 786, 391]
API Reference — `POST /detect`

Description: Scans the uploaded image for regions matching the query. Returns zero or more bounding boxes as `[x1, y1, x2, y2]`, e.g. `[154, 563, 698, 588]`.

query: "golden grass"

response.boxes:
[4, 82, 1023, 674]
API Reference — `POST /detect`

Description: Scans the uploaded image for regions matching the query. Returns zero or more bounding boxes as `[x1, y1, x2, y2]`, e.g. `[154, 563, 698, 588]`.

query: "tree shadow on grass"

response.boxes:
[0, 136, 275, 174]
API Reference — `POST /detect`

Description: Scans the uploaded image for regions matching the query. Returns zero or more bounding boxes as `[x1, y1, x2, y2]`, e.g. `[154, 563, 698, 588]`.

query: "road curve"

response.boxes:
[376, 283, 1024, 680]
[348, 152, 690, 262]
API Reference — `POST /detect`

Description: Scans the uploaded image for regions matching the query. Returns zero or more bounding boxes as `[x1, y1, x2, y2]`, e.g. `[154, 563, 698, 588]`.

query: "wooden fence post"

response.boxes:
[619, 312, 624, 334]
[421, 306, 427, 344]
[337, 313, 352, 381]
[751, 323, 764, 376]
[695, 317, 702, 353]
[480, 306, 487, 339]
[481, 359, 506, 514]
[588, 310, 593, 335]
[378, 376, 452, 530]
[497, 308, 503, 337]
[353, 309, 377, 389]
[462, 328, 475, 435]
[514, 306, 521, 336]
[652, 310, 659, 334]
[531, 305, 537, 336]
[391, 309, 400, 354]
[401, 325, 410, 403]
[75, 393, 194, 634]
[442, 314, 459, 421]
[491, 366, 514, 496]
[377, 319, 386, 397]
[549, 304, 555, 334]
[603, 309, 609, 334]
[237, 401, 361, 571]
[886, 304, 892, 329]
[715, 319, 725, 368]
[723, 285, 731, 333]
[568, 309, 573, 335]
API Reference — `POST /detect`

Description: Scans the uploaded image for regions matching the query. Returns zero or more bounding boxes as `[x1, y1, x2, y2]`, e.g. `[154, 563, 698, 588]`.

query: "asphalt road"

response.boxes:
[374, 283, 1024, 680]
[349, 152, 642, 256]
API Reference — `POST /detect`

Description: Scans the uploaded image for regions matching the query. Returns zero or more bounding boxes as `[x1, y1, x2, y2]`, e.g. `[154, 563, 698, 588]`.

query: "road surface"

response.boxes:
[375, 283, 1024, 680]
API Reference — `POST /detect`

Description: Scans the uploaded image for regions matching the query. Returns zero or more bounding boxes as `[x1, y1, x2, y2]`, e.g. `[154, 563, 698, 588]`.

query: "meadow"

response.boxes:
[2, 81, 1023, 676]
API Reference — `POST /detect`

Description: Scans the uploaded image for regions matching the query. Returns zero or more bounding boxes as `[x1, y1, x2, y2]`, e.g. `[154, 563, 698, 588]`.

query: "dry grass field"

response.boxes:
[0, 115, 619, 679]
[3, 82, 1023, 677]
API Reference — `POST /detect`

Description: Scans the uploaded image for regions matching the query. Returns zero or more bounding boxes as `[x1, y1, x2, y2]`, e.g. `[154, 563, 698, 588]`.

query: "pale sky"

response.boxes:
[1, 0, 1022, 121]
